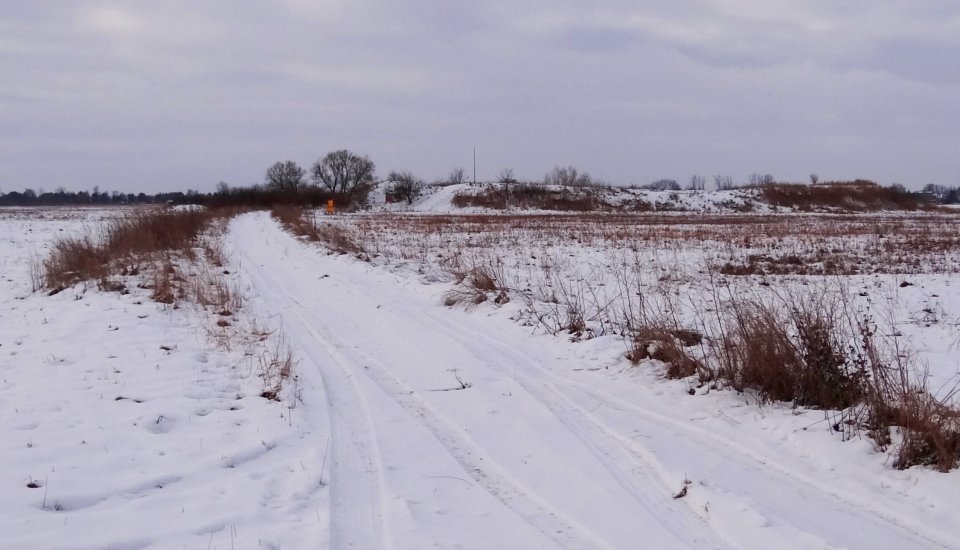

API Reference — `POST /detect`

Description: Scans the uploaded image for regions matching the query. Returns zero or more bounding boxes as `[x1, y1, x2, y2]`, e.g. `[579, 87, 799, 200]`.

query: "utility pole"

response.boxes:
[473, 147, 476, 184]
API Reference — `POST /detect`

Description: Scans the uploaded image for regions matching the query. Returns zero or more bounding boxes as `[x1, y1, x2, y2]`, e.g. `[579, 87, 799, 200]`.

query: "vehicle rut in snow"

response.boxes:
[230, 213, 727, 549]
[228, 212, 959, 550]
[236, 240, 389, 550]
[342, 265, 960, 550]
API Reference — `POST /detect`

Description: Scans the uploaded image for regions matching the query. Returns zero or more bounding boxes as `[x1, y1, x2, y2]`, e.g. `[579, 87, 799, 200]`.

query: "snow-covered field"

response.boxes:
[3, 206, 960, 549]
[336, 211, 960, 387]
[0, 208, 326, 549]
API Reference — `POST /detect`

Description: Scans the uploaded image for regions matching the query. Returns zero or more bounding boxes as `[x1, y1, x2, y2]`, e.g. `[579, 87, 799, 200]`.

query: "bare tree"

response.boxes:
[714, 174, 734, 191]
[386, 170, 424, 205]
[265, 161, 305, 192]
[922, 183, 945, 196]
[747, 173, 775, 186]
[544, 165, 596, 187]
[448, 168, 466, 186]
[809, 173, 819, 185]
[645, 179, 680, 191]
[498, 168, 517, 184]
[311, 150, 376, 200]
[688, 175, 705, 191]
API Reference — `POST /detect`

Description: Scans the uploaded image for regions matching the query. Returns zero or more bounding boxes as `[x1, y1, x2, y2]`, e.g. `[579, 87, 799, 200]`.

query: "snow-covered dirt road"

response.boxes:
[229, 212, 960, 550]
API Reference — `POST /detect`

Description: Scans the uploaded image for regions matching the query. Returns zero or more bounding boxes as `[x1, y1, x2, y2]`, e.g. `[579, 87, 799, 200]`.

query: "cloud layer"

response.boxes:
[2, 1, 958, 191]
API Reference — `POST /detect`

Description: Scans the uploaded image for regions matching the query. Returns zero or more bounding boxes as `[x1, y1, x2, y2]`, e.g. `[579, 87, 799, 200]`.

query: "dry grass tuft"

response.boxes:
[711, 296, 864, 409]
[627, 326, 706, 380]
[889, 391, 960, 471]
[259, 334, 297, 401]
[271, 205, 366, 256]
[757, 181, 924, 212]
[443, 265, 509, 308]
[44, 236, 106, 292]
[150, 260, 179, 305]
[791, 307, 863, 409]
[452, 184, 604, 211]
[846, 320, 960, 471]
[715, 300, 804, 402]
[707, 290, 960, 470]
[43, 208, 227, 290]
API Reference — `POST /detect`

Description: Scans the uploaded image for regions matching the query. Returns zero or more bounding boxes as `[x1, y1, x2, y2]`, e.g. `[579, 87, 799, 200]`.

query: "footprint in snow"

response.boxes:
[144, 415, 176, 434]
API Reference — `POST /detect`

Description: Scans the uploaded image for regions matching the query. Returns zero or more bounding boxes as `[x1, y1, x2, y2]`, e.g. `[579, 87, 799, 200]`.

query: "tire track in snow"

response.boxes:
[248, 251, 612, 550]
[292, 305, 612, 550]
[393, 295, 960, 550]
[270, 224, 958, 550]
[232, 227, 389, 550]
[308, 270, 728, 549]
[232, 213, 612, 549]
[549, 373, 960, 550]
[235, 212, 959, 550]
[398, 316, 728, 548]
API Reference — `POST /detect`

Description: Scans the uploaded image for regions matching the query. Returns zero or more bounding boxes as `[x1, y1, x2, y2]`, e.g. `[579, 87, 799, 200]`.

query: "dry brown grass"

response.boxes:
[44, 235, 107, 290]
[271, 205, 366, 256]
[791, 308, 864, 408]
[339, 211, 960, 276]
[614, 271, 960, 469]
[271, 205, 318, 238]
[150, 260, 180, 305]
[757, 181, 925, 212]
[889, 392, 960, 471]
[452, 184, 604, 211]
[706, 290, 960, 470]
[714, 300, 800, 402]
[443, 264, 509, 308]
[39, 207, 301, 402]
[259, 334, 297, 401]
[843, 319, 960, 471]
[627, 326, 707, 380]
[711, 298, 863, 408]
[43, 208, 229, 291]
[268, 210, 960, 469]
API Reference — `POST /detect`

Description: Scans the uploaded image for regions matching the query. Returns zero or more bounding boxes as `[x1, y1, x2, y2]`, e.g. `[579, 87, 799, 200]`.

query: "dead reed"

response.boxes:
[43, 207, 225, 291]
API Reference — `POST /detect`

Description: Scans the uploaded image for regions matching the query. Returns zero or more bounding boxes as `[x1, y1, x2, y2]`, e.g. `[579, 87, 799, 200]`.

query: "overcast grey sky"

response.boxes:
[2, 1, 959, 192]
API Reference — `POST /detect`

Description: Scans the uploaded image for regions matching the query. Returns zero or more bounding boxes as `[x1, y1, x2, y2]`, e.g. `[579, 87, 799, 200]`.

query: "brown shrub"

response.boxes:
[271, 206, 366, 256]
[791, 308, 862, 409]
[890, 391, 960, 471]
[712, 296, 864, 409]
[628, 326, 706, 380]
[44, 236, 107, 290]
[43, 208, 224, 290]
[847, 319, 960, 471]
[151, 261, 178, 305]
[442, 287, 489, 308]
[452, 187, 508, 209]
[757, 182, 922, 211]
[443, 265, 508, 308]
[451, 184, 603, 211]
[715, 301, 800, 402]
[259, 336, 296, 401]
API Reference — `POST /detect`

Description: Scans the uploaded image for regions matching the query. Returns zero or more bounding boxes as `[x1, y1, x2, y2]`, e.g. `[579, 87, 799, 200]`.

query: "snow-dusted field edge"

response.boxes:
[0, 208, 327, 549]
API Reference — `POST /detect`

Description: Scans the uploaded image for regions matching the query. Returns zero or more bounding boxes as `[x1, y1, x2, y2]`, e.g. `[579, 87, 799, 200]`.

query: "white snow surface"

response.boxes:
[369, 183, 772, 215]
[2, 208, 960, 549]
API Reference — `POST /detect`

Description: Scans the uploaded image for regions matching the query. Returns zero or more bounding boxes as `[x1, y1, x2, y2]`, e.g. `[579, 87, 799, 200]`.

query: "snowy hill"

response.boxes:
[367, 181, 937, 215]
